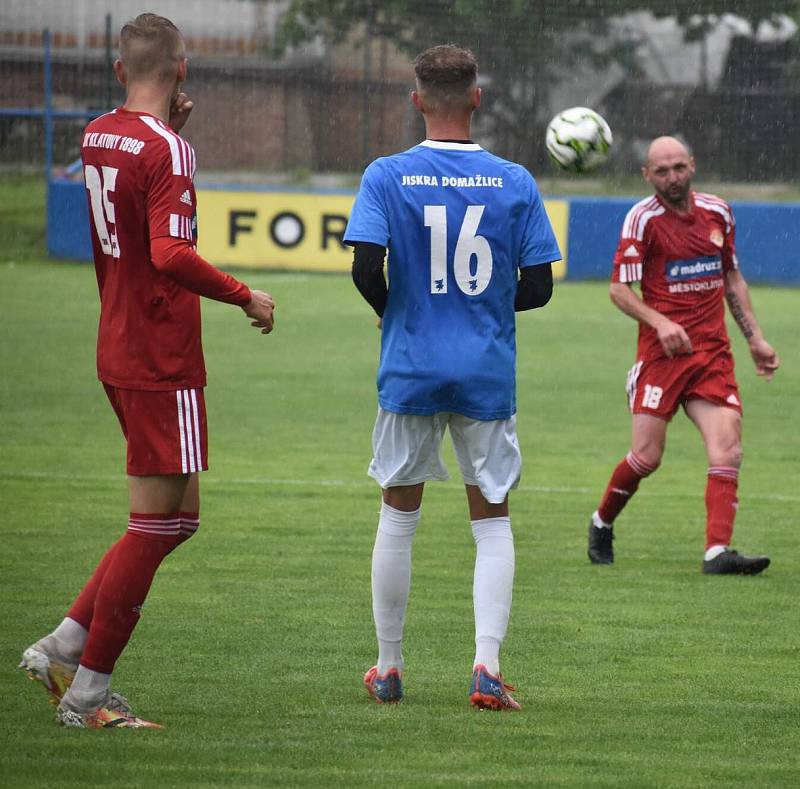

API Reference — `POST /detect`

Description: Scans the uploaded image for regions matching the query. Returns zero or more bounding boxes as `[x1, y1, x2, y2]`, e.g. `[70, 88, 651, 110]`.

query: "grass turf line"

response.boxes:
[1, 252, 798, 786]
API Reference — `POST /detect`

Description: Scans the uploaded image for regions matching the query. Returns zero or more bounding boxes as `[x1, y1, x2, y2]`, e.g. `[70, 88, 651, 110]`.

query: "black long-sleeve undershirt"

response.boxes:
[351, 242, 554, 316]
[515, 262, 554, 311]
[351, 242, 389, 317]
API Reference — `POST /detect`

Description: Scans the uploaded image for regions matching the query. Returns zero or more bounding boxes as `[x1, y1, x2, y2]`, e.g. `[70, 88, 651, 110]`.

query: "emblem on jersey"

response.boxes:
[726, 394, 740, 406]
[180, 189, 193, 206]
[709, 229, 724, 247]
[623, 244, 639, 257]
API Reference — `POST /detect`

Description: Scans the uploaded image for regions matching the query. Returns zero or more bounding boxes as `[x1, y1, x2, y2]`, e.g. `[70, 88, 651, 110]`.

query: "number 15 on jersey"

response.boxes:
[85, 164, 121, 259]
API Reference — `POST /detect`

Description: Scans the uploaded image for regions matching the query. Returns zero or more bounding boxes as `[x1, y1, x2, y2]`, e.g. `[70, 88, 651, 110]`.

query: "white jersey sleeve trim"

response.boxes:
[169, 213, 193, 241]
[618, 262, 643, 283]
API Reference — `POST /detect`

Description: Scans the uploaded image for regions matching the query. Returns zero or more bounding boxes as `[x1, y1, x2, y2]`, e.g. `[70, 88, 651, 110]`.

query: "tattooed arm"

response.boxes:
[724, 269, 780, 380]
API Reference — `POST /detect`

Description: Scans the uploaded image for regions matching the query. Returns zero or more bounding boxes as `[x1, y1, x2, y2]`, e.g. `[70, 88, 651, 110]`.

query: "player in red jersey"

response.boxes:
[19, 14, 275, 729]
[586, 136, 779, 574]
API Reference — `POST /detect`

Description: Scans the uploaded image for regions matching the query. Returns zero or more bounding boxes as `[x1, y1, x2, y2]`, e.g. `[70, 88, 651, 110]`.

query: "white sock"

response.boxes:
[38, 617, 87, 667]
[474, 637, 501, 676]
[592, 511, 611, 529]
[372, 501, 420, 675]
[63, 665, 111, 711]
[705, 544, 727, 561]
[472, 517, 514, 677]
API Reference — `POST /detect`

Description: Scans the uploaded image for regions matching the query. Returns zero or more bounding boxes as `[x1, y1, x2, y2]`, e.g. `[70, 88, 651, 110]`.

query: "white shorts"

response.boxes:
[368, 408, 521, 504]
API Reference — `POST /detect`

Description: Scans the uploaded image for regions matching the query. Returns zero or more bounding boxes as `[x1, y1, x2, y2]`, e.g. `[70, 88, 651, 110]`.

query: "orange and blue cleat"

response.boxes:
[363, 666, 403, 703]
[469, 664, 521, 711]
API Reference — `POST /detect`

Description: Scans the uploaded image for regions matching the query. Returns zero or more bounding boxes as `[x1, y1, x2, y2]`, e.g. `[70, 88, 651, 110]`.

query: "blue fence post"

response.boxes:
[43, 29, 53, 182]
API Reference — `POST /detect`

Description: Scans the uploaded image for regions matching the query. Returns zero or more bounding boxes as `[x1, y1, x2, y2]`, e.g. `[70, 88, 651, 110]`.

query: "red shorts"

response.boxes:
[103, 384, 209, 476]
[626, 347, 742, 421]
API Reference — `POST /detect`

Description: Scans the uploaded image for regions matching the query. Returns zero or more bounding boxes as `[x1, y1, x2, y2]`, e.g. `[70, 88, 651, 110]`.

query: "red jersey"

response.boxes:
[611, 191, 738, 362]
[82, 108, 247, 391]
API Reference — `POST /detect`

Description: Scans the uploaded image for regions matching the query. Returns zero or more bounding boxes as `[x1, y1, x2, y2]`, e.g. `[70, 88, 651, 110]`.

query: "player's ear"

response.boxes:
[641, 164, 650, 183]
[411, 90, 425, 114]
[113, 59, 127, 88]
[472, 86, 481, 110]
[178, 57, 188, 83]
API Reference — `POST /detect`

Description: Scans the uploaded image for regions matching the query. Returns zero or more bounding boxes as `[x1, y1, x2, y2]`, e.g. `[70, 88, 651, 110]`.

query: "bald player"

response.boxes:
[586, 136, 779, 574]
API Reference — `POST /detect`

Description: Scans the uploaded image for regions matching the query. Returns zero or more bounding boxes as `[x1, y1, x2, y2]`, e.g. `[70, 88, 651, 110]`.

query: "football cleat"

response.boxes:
[469, 664, 521, 711]
[19, 644, 75, 705]
[57, 694, 163, 729]
[702, 549, 770, 575]
[20, 643, 134, 715]
[363, 666, 403, 703]
[588, 520, 614, 564]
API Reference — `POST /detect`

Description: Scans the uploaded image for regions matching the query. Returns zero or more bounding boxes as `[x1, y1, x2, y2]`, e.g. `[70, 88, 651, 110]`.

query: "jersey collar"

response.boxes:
[419, 139, 482, 151]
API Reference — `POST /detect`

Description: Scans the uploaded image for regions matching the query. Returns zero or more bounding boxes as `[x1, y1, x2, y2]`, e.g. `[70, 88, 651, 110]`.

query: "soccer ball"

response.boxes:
[545, 107, 612, 173]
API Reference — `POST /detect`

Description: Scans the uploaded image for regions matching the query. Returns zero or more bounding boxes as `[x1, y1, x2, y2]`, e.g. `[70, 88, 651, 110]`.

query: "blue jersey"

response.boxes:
[345, 140, 560, 420]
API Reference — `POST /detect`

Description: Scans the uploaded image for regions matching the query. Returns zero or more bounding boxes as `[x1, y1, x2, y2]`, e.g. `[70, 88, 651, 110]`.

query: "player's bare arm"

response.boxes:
[243, 289, 276, 334]
[169, 91, 194, 134]
[609, 281, 692, 357]
[724, 269, 779, 380]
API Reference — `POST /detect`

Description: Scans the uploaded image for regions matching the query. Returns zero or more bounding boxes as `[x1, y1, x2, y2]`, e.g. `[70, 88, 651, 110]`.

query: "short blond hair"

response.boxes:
[119, 13, 184, 82]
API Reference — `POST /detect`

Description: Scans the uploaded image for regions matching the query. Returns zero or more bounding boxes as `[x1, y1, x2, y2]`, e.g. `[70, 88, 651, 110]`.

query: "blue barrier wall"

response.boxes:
[47, 180, 90, 260]
[567, 197, 800, 285]
[48, 179, 798, 285]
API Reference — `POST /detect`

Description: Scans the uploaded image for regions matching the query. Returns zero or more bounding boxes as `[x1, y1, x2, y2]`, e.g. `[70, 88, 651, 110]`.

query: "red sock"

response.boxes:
[78, 513, 180, 674]
[66, 539, 122, 630]
[705, 467, 739, 549]
[176, 511, 200, 547]
[598, 451, 658, 524]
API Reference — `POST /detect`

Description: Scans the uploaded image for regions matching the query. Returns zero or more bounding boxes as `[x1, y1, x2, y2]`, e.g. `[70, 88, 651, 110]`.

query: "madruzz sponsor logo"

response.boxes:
[666, 255, 722, 282]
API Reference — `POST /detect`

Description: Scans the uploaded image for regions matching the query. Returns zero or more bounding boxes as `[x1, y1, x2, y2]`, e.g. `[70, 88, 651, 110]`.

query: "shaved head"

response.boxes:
[643, 135, 696, 211]
[646, 136, 691, 167]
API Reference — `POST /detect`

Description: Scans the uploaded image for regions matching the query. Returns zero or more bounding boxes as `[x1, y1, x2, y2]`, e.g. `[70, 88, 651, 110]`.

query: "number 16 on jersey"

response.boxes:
[424, 205, 493, 296]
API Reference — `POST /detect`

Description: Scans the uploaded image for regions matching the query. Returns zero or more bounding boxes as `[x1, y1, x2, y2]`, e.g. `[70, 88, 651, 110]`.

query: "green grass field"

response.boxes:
[1, 179, 799, 787]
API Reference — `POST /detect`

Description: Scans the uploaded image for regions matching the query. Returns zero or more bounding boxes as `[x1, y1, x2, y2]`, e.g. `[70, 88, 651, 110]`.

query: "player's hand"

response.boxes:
[656, 318, 692, 358]
[749, 338, 779, 380]
[169, 92, 194, 135]
[243, 290, 275, 334]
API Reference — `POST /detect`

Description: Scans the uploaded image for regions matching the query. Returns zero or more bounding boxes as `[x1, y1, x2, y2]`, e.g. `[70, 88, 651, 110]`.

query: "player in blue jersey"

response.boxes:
[345, 45, 561, 710]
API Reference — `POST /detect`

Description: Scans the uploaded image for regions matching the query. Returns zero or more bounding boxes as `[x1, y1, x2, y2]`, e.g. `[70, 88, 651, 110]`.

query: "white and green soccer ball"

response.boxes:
[545, 107, 612, 173]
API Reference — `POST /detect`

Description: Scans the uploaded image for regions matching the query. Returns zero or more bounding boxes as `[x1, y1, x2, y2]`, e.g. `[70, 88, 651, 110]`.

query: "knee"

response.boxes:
[383, 484, 424, 512]
[628, 448, 662, 476]
[711, 442, 743, 469]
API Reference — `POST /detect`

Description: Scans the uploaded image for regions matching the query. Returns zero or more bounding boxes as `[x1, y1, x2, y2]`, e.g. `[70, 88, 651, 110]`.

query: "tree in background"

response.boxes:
[276, 0, 799, 170]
